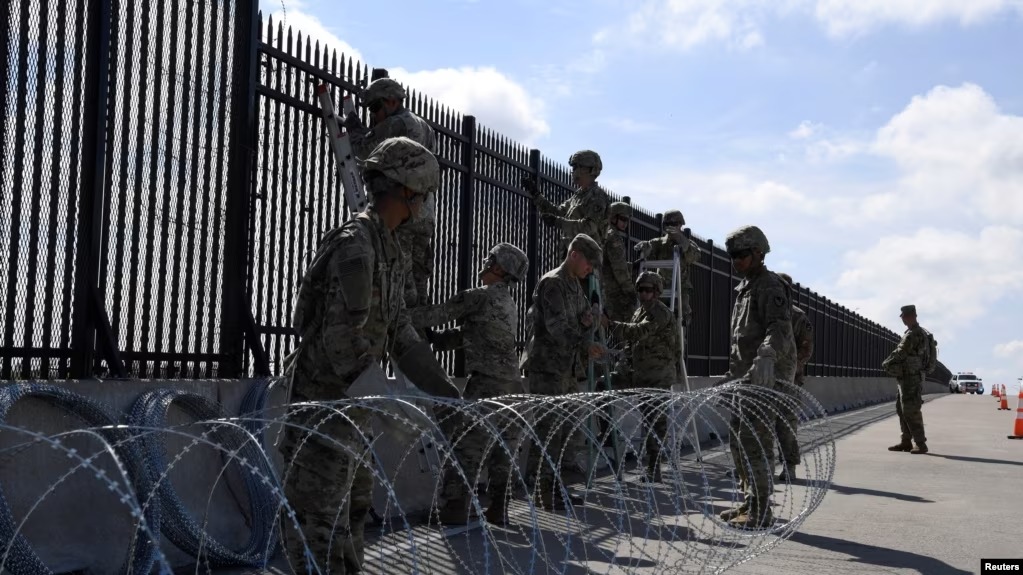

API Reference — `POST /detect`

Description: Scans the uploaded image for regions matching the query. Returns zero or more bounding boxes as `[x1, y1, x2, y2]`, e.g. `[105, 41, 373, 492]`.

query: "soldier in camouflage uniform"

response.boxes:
[280, 137, 459, 574]
[527, 150, 610, 256]
[633, 210, 700, 325]
[882, 305, 931, 454]
[774, 272, 815, 481]
[344, 77, 439, 309]
[606, 272, 679, 482]
[521, 233, 607, 510]
[717, 225, 796, 530]
[409, 242, 529, 526]
[602, 202, 638, 322]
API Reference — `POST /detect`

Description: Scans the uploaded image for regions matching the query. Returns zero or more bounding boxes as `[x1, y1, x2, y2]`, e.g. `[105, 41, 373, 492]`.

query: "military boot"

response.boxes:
[437, 495, 472, 525]
[484, 489, 509, 526]
[640, 457, 663, 483]
[777, 464, 796, 481]
[718, 500, 749, 521]
[887, 442, 913, 452]
[727, 498, 773, 530]
[910, 443, 928, 454]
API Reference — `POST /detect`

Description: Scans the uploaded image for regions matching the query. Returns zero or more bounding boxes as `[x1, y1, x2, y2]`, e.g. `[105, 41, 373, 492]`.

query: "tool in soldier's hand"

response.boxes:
[520, 175, 538, 197]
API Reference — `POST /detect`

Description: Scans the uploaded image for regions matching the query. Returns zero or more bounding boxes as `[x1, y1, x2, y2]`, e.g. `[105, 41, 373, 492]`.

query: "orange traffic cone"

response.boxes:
[995, 385, 1001, 399]
[999, 387, 1010, 411]
[1008, 387, 1023, 440]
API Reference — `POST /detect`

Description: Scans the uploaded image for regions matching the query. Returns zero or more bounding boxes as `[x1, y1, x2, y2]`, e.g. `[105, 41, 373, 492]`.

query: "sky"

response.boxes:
[259, 0, 1023, 392]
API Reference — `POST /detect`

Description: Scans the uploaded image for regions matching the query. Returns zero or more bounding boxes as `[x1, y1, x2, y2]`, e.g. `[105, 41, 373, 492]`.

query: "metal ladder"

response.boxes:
[314, 83, 368, 217]
[638, 244, 703, 461]
[585, 273, 625, 488]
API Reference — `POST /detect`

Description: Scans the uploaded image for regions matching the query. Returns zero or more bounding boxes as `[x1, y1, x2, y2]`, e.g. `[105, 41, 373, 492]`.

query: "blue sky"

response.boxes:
[261, 0, 1023, 391]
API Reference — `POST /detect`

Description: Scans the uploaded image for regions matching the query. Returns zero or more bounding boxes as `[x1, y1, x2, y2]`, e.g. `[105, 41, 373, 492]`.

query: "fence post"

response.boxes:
[526, 149, 541, 303]
[706, 239, 715, 376]
[70, 0, 113, 378]
[453, 115, 477, 378]
[219, 0, 262, 377]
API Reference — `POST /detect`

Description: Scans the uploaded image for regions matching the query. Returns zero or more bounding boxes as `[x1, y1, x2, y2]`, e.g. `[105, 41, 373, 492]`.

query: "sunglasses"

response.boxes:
[637, 286, 656, 293]
[729, 248, 753, 260]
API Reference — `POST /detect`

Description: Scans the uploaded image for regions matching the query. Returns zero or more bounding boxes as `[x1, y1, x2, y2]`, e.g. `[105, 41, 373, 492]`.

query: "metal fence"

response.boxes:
[0, 2, 951, 385]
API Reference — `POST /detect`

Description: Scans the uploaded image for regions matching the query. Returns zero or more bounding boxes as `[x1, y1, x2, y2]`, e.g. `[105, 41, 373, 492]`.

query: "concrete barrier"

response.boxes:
[0, 374, 947, 571]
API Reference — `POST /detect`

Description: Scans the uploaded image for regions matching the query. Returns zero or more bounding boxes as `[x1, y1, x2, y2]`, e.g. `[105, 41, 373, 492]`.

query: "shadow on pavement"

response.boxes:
[926, 453, 1023, 467]
[789, 532, 972, 575]
[826, 482, 934, 503]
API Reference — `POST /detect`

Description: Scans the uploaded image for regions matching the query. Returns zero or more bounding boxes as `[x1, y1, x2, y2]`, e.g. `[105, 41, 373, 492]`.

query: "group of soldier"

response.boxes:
[277, 76, 932, 573]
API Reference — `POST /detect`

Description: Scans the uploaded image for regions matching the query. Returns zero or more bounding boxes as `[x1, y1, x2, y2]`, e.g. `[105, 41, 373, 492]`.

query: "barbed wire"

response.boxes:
[0, 378, 835, 574]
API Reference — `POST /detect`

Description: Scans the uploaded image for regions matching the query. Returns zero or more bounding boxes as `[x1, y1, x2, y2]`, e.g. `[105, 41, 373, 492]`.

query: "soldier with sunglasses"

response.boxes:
[633, 210, 701, 326]
[717, 225, 796, 530]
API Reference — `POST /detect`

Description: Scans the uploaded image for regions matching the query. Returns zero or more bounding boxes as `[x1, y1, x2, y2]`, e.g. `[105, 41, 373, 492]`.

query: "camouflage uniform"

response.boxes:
[882, 305, 930, 451]
[345, 78, 439, 308]
[533, 151, 609, 256]
[634, 210, 700, 325]
[775, 303, 814, 470]
[521, 235, 603, 499]
[602, 202, 638, 322]
[409, 244, 528, 521]
[281, 138, 445, 573]
[721, 225, 796, 528]
[608, 272, 679, 475]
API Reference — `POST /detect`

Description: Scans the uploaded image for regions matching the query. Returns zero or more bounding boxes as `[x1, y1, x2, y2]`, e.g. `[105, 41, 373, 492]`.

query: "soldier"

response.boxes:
[774, 272, 815, 481]
[409, 243, 530, 526]
[606, 271, 679, 482]
[633, 210, 700, 325]
[882, 305, 931, 454]
[521, 233, 607, 510]
[602, 202, 638, 322]
[344, 77, 439, 309]
[280, 137, 460, 574]
[717, 225, 796, 530]
[525, 150, 610, 256]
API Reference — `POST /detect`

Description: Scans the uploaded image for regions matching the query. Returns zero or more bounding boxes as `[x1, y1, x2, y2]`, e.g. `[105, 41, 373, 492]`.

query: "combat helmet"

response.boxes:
[662, 209, 685, 229]
[362, 78, 406, 106]
[483, 243, 529, 283]
[362, 137, 439, 195]
[609, 201, 633, 219]
[725, 225, 770, 255]
[635, 271, 664, 292]
[568, 149, 602, 177]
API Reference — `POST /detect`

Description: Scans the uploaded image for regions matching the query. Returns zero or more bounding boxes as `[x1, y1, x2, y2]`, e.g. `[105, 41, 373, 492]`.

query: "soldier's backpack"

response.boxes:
[923, 330, 938, 375]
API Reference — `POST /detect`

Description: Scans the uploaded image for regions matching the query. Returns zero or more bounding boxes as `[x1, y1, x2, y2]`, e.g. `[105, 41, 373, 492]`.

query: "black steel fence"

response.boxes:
[0, 1, 951, 385]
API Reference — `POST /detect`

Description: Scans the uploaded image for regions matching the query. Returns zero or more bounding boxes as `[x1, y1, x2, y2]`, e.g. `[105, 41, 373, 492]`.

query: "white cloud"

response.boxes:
[595, 0, 778, 52]
[814, 0, 1023, 37]
[389, 66, 550, 145]
[994, 340, 1023, 358]
[604, 118, 664, 134]
[831, 226, 1023, 342]
[598, 0, 1023, 51]
[866, 83, 1023, 224]
[789, 120, 822, 139]
[266, 5, 364, 65]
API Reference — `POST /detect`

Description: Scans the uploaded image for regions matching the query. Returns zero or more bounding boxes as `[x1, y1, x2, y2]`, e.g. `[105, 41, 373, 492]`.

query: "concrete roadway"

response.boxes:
[731, 392, 1023, 575]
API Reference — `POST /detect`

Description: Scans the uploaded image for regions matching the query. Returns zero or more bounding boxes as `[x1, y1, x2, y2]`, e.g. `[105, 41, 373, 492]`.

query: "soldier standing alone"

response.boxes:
[882, 305, 932, 454]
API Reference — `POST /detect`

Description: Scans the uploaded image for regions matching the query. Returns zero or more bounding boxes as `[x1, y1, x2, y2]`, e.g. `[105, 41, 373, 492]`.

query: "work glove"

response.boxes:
[749, 343, 777, 388]
[520, 175, 539, 199]
[633, 240, 653, 259]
